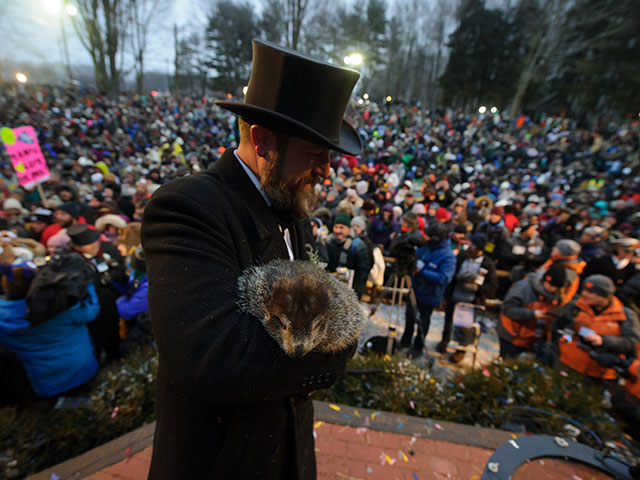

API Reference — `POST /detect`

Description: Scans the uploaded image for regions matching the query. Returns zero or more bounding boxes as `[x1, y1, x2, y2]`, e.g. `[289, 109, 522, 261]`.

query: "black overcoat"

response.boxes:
[141, 150, 353, 479]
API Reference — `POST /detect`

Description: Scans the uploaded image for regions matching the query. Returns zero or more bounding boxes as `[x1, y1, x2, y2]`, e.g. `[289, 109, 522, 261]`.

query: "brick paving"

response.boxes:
[84, 422, 613, 480]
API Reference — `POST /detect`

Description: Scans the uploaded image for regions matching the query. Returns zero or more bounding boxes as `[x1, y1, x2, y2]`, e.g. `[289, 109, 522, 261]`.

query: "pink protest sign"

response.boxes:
[0, 125, 51, 189]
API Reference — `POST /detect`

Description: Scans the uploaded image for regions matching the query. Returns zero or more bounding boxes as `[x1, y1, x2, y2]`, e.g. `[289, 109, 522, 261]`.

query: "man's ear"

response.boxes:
[250, 125, 276, 159]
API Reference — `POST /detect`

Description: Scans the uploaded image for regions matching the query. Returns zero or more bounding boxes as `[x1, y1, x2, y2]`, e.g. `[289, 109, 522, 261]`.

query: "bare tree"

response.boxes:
[130, 0, 167, 93]
[284, 0, 310, 49]
[70, 0, 131, 95]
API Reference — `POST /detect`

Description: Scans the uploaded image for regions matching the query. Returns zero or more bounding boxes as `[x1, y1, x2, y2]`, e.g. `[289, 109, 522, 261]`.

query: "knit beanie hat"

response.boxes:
[351, 216, 367, 232]
[490, 206, 504, 217]
[582, 274, 615, 298]
[436, 207, 452, 222]
[334, 212, 352, 228]
[556, 239, 581, 257]
[382, 203, 394, 213]
[470, 233, 488, 251]
[56, 202, 79, 219]
[543, 264, 567, 288]
[411, 203, 426, 215]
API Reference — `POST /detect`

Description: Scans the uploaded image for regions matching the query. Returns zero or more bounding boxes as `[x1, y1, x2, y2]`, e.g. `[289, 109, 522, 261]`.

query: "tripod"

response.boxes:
[369, 259, 421, 355]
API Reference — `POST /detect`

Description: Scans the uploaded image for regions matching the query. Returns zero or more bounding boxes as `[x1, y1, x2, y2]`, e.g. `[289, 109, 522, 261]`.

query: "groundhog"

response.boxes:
[237, 259, 366, 358]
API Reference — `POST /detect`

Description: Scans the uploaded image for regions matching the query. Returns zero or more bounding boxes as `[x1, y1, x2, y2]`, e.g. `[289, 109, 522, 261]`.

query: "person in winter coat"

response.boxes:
[368, 203, 398, 251]
[141, 41, 359, 480]
[581, 237, 638, 291]
[116, 245, 149, 322]
[497, 264, 567, 359]
[474, 206, 510, 260]
[67, 224, 128, 364]
[0, 263, 100, 398]
[554, 275, 640, 381]
[538, 239, 586, 305]
[326, 213, 371, 299]
[579, 226, 607, 263]
[438, 233, 498, 356]
[400, 222, 456, 356]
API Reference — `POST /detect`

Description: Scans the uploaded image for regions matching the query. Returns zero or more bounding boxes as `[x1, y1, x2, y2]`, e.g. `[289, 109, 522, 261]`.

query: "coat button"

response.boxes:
[308, 376, 314, 385]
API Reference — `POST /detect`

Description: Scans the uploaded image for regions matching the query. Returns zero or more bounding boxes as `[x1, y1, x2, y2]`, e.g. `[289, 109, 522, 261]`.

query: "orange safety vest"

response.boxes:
[625, 345, 640, 401]
[558, 296, 627, 379]
[500, 298, 559, 350]
[539, 257, 586, 305]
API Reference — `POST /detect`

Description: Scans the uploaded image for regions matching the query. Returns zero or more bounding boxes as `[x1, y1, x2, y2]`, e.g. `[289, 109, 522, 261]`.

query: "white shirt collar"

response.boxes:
[233, 149, 271, 206]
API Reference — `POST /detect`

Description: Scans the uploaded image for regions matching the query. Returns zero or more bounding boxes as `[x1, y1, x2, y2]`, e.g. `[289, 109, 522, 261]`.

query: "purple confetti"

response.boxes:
[412, 473, 420, 480]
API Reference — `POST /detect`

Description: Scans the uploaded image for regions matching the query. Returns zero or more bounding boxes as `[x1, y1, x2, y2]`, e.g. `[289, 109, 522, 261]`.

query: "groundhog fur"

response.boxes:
[237, 259, 366, 357]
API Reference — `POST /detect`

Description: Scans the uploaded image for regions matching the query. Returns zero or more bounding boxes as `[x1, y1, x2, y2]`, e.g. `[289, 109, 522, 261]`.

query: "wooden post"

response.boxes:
[36, 184, 49, 209]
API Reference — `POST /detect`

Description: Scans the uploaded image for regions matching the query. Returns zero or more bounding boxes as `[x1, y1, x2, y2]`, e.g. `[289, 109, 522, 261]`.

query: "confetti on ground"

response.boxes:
[511, 434, 517, 439]
[329, 404, 341, 411]
[111, 406, 119, 418]
[356, 427, 368, 434]
[314, 421, 323, 429]
[410, 436, 417, 445]
[429, 378, 436, 383]
[398, 423, 403, 430]
[364, 417, 371, 427]
[313, 431, 317, 439]
[435, 423, 444, 430]
[124, 446, 132, 459]
[572, 476, 584, 480]
[560, 370, 568, 377]
[343, 414, 351, 419]
[336, 472, 364, 480]
[366, 467, 373, 473]
[410, 400, 416, 409]
[412, 473, 420, 480]
[399, 450, 409, 462]
[50, 474, 60, 480]
[539, 460, 545, 465]
[354, 410, 361, 418]
[508, 439, 520, 449]
[482, 367, 491, 377]
[471, 475, 479, 480]
[371, 412, 377, 420]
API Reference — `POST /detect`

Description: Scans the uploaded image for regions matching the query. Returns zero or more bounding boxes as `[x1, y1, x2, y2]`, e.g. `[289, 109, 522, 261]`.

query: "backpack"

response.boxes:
[26, 252, 95, 326]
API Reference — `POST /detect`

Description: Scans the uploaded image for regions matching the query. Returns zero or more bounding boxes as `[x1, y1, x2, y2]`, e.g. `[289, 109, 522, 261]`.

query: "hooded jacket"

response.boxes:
[0, 283, 100, 397]
[498, 273, 560, 350]
[412, 239, 456, 306]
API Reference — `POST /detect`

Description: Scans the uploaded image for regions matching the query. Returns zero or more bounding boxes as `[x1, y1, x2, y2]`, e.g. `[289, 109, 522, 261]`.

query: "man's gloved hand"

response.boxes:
[588, 351, 633, 377]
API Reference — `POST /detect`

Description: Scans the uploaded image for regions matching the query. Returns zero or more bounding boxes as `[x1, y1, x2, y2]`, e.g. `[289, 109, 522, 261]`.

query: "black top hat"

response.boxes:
[67, 224, 101, 246]
[215, 39, 362, 155]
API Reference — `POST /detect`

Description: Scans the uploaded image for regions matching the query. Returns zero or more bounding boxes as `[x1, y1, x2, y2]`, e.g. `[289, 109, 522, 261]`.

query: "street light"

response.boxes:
[478, 106, 487, 114]
[343, 53, 363, 66]
[385, 95, 392, 103]
[16, 73, 28, 83]
[44, 0, 63, 14]
[242, 86, 248, 95]
[363, 93, 369, 100]
[490, 106, 498, 114]
[65, 4, 77, 15]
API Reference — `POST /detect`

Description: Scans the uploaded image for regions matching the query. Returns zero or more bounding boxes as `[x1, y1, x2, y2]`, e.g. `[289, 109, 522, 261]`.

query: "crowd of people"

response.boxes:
[0, 84, 639, 430]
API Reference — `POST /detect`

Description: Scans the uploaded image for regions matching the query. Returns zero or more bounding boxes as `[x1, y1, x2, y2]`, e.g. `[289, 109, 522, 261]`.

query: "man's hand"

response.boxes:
[583, 333, 603, 346]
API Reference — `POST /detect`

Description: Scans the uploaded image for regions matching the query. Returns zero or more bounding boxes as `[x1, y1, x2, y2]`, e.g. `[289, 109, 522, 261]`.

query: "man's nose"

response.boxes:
[314, 160, 330, 179]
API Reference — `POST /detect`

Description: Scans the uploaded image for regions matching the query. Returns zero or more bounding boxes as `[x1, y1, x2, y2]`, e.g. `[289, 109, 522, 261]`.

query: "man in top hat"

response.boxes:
[141, 40, 362, 479]
[67, 224, 127, 364]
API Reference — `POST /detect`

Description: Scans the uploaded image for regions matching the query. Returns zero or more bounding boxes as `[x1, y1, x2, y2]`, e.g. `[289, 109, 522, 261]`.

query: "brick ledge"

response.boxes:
[28, 401, 514, 479]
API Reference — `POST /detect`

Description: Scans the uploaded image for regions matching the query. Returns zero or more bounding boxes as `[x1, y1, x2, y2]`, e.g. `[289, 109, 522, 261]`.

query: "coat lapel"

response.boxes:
[207, 150, 291, 263]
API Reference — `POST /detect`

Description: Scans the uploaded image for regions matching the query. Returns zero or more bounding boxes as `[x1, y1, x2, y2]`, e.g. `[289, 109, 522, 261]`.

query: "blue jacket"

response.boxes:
[412, 240, 457, 306]
[0, 283, 100, 397]
[116, 273, 149, 321]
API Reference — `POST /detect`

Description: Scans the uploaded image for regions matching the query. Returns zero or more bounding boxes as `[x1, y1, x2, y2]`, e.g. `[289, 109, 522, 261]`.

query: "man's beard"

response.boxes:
[261, 150, 320, 220]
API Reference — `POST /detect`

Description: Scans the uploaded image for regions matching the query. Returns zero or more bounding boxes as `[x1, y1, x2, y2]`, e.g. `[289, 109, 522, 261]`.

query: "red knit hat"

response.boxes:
[490, 206, 504, 217]
[435, 207, 451, 222]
